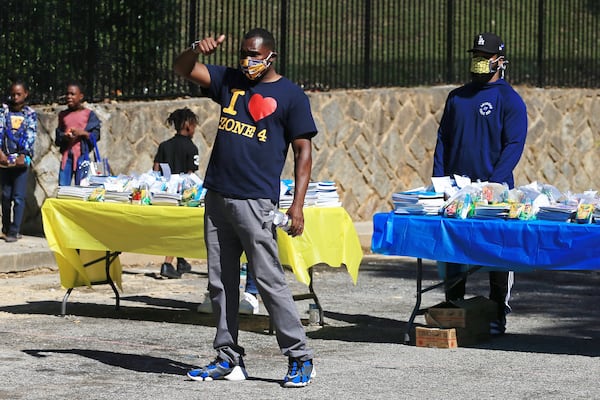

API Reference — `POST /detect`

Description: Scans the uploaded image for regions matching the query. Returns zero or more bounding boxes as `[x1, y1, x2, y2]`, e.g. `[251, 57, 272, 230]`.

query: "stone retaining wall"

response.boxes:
[17, 86, 600, 234]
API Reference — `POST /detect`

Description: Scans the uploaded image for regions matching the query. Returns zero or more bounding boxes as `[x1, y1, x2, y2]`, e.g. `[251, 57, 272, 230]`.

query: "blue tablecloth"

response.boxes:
[371, 213, 600, 271]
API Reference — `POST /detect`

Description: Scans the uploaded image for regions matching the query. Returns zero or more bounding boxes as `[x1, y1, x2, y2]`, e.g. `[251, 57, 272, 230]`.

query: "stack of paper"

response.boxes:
[472, 204, 510, 219]
[104, 191, 132, 203]
[56, 186, 95, 201]
[416, 192, 445, 215]
[536, 204, 577, 222]
[151, 192, 181, 206]
[592, 209, 600, 224]
[284, 181, 322, 207]
[394, 204, 426, 215]
[315, 181, 341, 207]
[279, 194, 293, 208]
[392, 190, 444, 215]
[392, 192, 422, 214]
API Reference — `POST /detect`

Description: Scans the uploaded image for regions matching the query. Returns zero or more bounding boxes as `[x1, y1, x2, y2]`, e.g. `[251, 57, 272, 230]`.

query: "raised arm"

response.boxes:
[173, 34, 226, 89]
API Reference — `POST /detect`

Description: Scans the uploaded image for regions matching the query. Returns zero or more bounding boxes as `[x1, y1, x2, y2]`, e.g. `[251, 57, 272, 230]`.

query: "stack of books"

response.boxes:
[472, 203, 510, 219]
[392, 190, 444, 215]
[278, 179, 293, 208]
[104, 191, 132, 203]
[392, 192, 424, 215]
[56, 186, 95, 201]
[536, 204, 577, 222]
[416, 192, 445, 215]
[315, 181, 341, 207]
[283, 181, 341, 207]
[151, 192, 181, 206]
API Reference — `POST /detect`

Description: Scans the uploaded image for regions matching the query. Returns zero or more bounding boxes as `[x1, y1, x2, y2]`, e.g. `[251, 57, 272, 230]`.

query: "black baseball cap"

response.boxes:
[468, 32, 505, 56]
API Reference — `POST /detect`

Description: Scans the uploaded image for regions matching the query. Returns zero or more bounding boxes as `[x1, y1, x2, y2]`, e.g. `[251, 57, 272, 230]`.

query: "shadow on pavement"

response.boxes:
[318, 310, 600, 357]
[21, 349, 286, 386]
[23, 349, 194, 375]
[474, 333, 600, 357]
[0, 301, 274, 334]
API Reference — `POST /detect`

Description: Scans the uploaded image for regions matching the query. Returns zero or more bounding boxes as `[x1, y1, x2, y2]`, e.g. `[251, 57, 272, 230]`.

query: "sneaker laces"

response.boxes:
[287, 359, 300, 375]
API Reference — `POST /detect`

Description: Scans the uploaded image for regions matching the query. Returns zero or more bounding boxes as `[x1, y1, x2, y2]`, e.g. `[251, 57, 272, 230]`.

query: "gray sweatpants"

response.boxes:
[203, 190, 313, 364]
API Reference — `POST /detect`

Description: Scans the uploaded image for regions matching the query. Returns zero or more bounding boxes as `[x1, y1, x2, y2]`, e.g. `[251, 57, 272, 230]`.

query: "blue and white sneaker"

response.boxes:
[187, 357, 247, 381]
[282, 358, 315, 388]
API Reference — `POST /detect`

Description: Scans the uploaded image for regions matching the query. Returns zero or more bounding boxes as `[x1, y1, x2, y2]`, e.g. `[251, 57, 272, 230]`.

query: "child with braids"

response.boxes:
[153, 107, 200, 278]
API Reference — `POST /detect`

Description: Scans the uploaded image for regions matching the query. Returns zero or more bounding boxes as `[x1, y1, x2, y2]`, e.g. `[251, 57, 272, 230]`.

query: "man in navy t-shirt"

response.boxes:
[174, 28, 316, 387]
[433, 32, 528, 336]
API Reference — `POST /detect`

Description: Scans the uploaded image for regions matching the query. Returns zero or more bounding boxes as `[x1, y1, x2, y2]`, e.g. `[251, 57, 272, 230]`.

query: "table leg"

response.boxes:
[404, 258, 423, 344]
[60, 251, 121, 315]
[403, 261, 483, 345]
[105, 251, 121, 311]
[61, 288, 73, 316]
[293, 268, 323, 325]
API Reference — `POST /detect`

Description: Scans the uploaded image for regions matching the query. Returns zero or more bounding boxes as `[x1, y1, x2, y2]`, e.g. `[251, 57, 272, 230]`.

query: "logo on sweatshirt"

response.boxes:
[479, 101, 493, 116]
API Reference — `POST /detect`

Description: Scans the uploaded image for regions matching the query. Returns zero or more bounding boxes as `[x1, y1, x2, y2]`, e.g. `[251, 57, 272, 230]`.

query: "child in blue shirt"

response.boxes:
[0, 79, 37, 242]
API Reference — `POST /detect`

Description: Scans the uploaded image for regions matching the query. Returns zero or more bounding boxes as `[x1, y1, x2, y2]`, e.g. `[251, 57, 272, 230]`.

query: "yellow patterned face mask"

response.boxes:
[470, 56, 503, 74]
[239, 52, 275, 80]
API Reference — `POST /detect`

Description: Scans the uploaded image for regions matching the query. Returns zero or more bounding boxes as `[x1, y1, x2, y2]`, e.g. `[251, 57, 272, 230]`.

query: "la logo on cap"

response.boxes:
[478, 35, 485, 45]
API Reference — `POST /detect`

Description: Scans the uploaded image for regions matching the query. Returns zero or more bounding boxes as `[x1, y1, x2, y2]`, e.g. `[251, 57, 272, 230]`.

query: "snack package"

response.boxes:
[540, 183, 564, 203]
[481, 182, 509, 203]
[576, 203, 594, 224]
[518, 201, 535, 220]
[442, 185, 479, 218]
[508, 202, 525, 219]
[443, 192, 474, 219]
[456, 193, 474, 219]
[443, 200, 458, 218]
[88, 188, 106, 202]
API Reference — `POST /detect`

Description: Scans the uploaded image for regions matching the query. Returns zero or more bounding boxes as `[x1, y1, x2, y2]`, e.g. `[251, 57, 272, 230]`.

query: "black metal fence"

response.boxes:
[1, 0, 598, 104]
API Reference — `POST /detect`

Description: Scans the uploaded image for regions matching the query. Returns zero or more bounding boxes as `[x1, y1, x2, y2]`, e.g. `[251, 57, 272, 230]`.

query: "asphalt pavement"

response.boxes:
[0, 236, 599, 399]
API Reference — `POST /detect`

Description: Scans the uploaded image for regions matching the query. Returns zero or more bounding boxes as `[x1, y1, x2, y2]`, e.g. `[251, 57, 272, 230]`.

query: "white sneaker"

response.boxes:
[197, 292, 212, 314]
[239, 292, 260, 315]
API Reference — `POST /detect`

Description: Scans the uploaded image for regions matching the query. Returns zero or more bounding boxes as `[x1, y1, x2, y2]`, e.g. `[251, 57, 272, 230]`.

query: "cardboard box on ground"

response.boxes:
[417, 296, 497, 348]
[415, 326, 458, 348]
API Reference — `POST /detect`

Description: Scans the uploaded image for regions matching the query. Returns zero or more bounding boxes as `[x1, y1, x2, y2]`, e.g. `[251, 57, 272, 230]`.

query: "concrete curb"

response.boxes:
[0, 235, 58, 273]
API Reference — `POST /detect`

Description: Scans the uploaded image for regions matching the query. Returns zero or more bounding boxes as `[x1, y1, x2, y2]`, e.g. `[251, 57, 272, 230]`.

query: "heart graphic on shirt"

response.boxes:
[248, 94, 277, 121]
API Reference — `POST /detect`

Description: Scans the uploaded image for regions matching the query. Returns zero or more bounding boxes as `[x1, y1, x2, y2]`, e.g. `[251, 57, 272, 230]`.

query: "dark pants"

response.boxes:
[444, 262, 513, 321]
[0, 166, 29, 236]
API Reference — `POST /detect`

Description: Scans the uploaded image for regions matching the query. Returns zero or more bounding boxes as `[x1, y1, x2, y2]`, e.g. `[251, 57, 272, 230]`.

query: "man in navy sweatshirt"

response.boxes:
[432, 32, 528, 335]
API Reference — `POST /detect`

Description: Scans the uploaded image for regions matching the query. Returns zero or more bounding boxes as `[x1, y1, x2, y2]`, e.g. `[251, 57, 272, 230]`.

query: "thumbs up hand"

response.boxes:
[191, 34, 226, 55]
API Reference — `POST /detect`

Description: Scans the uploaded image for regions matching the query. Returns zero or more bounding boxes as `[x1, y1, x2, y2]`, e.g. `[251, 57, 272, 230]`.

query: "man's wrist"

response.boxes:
[190, 40, 201, 54]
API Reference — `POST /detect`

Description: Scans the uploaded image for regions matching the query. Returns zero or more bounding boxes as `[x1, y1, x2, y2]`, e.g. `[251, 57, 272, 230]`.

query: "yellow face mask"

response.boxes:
[470, 56, 502, 74]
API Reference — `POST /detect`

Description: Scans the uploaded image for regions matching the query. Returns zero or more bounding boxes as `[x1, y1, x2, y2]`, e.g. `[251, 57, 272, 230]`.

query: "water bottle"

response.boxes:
[240, 262, 247, 291]
[308, 303, 321, 326]
[271, 210, 292, 232]
[140, 183, 152, 205]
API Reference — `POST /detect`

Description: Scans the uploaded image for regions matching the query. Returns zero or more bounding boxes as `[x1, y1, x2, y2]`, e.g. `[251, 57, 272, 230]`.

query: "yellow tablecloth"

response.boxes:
[41, 198, 363, 289]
